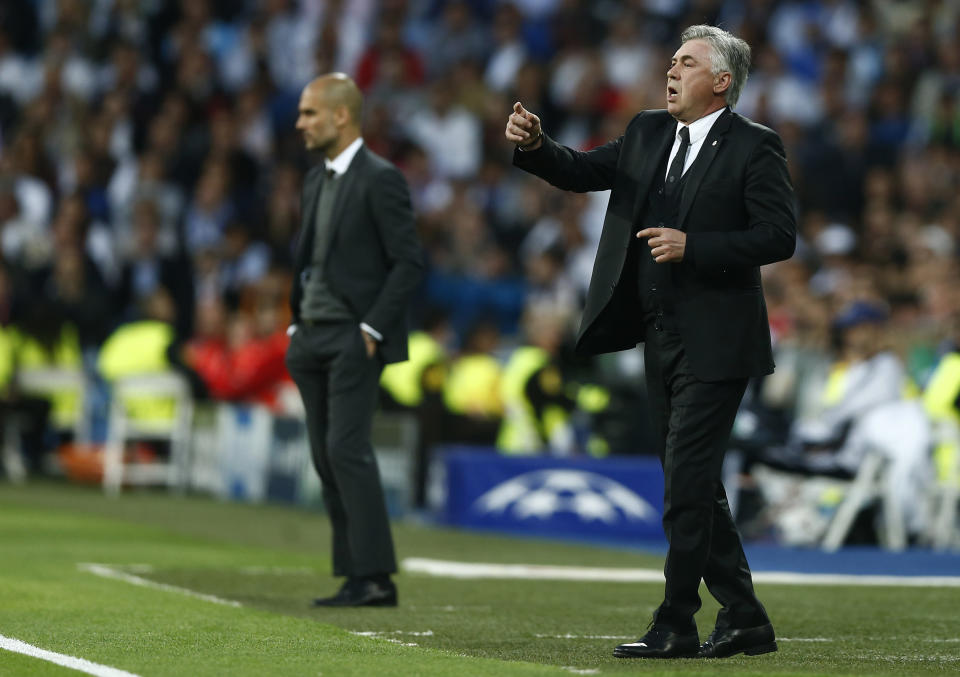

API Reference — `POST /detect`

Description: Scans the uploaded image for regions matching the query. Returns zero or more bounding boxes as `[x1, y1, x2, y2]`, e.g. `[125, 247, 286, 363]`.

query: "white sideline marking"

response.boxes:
[754, 571, 960, 587]
[78, 563, 242, 607]
[350, 632, 420, 647]
[0, 634, 141, 677]
[536, 634, 633, 640]
[402, 558, 960, 587]
[353, 631, 435, 637]
[350, 630, 434, 648]
[402, 558, 663, 582]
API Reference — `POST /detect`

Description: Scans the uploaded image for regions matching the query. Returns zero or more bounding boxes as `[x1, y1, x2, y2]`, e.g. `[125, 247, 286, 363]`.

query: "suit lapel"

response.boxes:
[677, 108, 733, 229]
[631, 116, 676, 223]
[326, 146, 365, 255]
[295, 166, 325, 267]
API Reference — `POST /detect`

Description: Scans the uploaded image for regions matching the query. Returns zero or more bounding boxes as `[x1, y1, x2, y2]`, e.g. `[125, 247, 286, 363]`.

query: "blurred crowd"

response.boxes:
[2, 0, 960, 540]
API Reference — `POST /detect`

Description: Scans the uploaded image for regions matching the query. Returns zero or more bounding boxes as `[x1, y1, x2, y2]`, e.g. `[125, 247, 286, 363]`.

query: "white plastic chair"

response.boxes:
[15, 367, 89, 442]
[102, 372, 194, 495]
[821, 399, 932, 551]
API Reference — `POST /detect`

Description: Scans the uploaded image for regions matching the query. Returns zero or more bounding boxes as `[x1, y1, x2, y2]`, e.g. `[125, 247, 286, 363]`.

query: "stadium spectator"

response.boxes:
[496, 304, 577, 456]
[114, 198, 194, 339]
[484, 3, 528, 93]
[441, 318, 504, 447]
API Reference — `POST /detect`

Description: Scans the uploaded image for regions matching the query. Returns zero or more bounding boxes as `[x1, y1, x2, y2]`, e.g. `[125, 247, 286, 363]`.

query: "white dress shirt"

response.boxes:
[664, 107, 726, 181]
[326, 136, 364, 176]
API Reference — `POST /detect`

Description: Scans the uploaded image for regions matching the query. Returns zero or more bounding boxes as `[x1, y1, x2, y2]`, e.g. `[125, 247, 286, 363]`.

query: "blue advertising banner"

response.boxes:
[442, 448, 665, 543]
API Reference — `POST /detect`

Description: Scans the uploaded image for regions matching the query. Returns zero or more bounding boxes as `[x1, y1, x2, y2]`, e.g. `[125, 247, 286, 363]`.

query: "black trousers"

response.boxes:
[643, 322, 768, 633]
[285, 321, 397, 577]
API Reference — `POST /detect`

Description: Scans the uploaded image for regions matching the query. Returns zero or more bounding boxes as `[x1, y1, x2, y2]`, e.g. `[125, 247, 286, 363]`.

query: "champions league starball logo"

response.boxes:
[471, 470, 659, 524]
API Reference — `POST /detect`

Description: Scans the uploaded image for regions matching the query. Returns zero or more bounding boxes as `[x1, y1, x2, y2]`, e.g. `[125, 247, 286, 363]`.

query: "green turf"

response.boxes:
[0, 482, 957, 676]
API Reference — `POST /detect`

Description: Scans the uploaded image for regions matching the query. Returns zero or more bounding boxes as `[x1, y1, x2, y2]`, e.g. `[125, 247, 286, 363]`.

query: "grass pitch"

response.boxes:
[0, 483, 957, 676]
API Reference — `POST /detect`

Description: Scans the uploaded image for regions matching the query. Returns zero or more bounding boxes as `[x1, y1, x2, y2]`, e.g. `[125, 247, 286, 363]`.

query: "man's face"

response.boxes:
[296, 85, 339, 154]
[666, 39, 725, 123]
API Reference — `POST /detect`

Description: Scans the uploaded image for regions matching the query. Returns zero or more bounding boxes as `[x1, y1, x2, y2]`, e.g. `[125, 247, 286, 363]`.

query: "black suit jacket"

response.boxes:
[514, 108, 796, 382]
[291, 146, 424, 364]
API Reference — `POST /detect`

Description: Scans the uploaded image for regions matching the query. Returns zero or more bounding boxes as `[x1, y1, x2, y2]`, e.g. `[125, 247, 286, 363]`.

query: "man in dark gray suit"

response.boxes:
[286, 73, 423, 607]
[506, 26, 796, 658]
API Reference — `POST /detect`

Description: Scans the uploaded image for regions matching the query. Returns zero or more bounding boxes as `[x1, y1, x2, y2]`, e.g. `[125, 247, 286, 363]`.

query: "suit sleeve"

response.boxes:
[362, 165, 424, 333]
[685, 129, 797, 269]
[512, 132, 623, 193]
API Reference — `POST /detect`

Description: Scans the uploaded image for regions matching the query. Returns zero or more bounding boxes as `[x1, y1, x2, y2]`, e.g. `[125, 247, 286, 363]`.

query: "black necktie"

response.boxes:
[665, 126, 690, 198]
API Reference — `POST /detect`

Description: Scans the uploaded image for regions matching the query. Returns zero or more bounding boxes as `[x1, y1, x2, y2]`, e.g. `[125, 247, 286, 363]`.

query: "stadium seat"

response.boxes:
[15, 367, 90, 442]
[821, 399, 932, 551]
[821, 449, 899, 551]
[102, 372, 194, 495]
[1, 421, 27, 482]
[928, 418, 960, 550]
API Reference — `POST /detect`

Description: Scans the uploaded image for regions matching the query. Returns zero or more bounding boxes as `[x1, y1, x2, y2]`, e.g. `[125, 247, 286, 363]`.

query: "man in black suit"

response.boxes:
[506, 25, 796, 658]
[286, 73, 423, 607]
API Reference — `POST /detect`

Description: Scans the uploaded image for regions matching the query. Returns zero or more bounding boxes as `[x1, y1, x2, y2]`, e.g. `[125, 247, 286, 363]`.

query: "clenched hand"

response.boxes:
[505, 102, 542, 150]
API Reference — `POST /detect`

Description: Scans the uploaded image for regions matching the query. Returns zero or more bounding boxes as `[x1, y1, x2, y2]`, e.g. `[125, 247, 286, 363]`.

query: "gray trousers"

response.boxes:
[285, 321, 397, 577]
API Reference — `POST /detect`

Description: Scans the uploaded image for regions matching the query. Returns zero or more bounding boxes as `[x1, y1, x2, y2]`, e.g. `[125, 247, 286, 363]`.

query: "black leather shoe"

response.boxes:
[613, 628, 700, 658]
[312, 578, 398, 607]
[698, 623, 777, 658]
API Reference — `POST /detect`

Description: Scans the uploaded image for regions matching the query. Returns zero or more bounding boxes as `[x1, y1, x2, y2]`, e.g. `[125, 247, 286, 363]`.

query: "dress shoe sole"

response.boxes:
[311, 596, 397, 608]
[744, 641, 777, 656]
[364, 597, 398, 607]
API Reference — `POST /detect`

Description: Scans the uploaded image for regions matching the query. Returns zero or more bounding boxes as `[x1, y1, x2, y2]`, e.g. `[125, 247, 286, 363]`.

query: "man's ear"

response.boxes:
[714, 72, 732, 96]
[332, 104, 351, 127]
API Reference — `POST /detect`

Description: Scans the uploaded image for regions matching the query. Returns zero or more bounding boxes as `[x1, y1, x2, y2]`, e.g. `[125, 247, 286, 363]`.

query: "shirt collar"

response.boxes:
[325, 137, 364, 176]
[676, 107, 726, 145]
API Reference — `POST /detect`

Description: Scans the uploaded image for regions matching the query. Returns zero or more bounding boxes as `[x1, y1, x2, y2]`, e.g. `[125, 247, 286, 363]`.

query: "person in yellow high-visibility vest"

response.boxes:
[379, 310, 452, 507]
[0, 321, 52, 475]
[497, 305, 574, 455]
[1, 298, 80, 475]
[380, 310, 451, 410]
[923, 343, 960, 489]
[441, 320, 503, 446]
[98, 289, 205, 427]
[496, 305, 611, 456]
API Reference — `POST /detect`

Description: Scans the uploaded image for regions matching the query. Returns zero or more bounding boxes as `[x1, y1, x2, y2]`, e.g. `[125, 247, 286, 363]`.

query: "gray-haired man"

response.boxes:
[506, 25, 796, 658]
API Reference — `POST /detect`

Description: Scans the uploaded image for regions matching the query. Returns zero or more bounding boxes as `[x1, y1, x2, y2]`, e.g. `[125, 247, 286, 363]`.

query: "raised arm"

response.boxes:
[507, 101, 622, 193]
